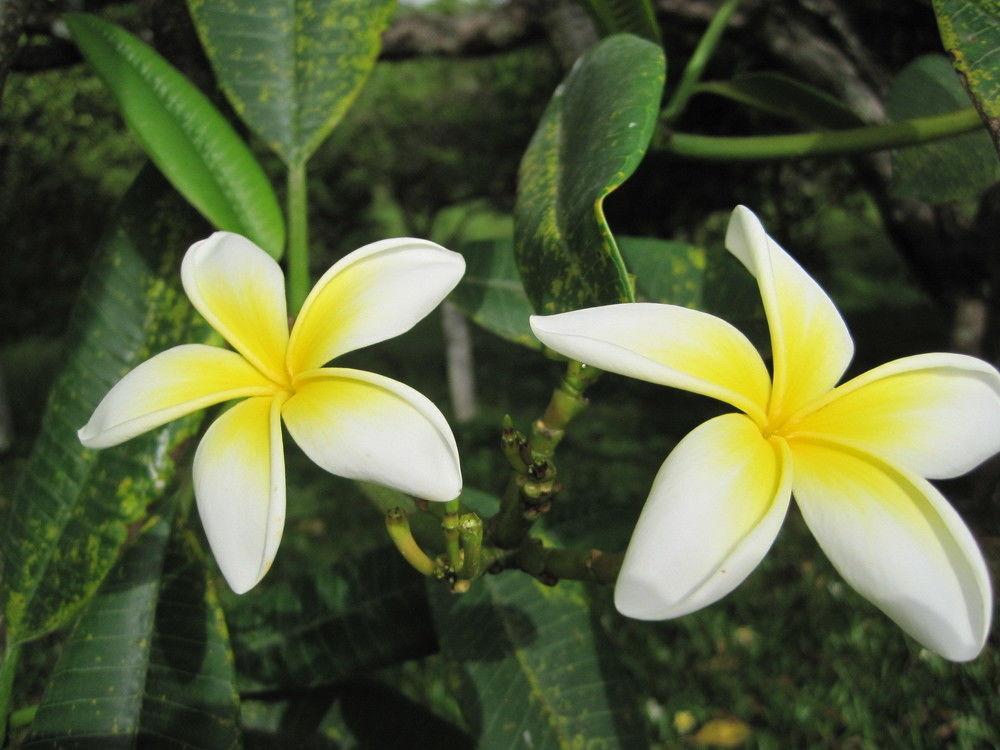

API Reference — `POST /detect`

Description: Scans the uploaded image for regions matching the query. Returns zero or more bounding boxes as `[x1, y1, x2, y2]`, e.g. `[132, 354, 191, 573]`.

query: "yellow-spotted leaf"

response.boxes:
[188, 0, 396, 166]
[25, 516, 241, 748]
[933, 0, 1000, 152]
[514, 34, 665, 314]
[0, 167, 214, 647]
[64, 13, 285, 257]
[451, 236, 706, 350]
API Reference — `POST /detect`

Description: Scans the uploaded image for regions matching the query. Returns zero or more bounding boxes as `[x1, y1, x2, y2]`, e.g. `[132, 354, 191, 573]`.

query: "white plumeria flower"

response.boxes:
[530, 205, 998, 662]
[79, 233, 465, 594]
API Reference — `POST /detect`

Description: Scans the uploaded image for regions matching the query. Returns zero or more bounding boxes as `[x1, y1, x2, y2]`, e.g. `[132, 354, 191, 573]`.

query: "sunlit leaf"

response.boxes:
[65, 13, 285, 257]
[189, 0, 397, 166]
[25, 514, 241, 748]
[693, 73, 863, 129]
[515, 34, 665, 314]
[887, 55, 999, 203]
[0, 168, 212, 647]
[933, 0, 1000, 151]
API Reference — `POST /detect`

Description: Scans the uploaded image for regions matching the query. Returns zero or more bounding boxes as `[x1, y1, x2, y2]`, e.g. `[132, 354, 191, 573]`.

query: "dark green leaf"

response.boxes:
[227, 545, 437, 691]
[65, 13, 285, 257]
[188, 0, 396, 167]
[450, 238, 541, 351]
[25, 516, 241, 748]
[693, 73, 863, 129]
[338, 679, 472, 749]
[514, 34, 665, 314]
[933, 0, 1000, 151]
[452, 236, 708, 348]
[576, 0, 661, 44]
[887, 55, 999, 203]
[429, 566, 648, 748]
[0, 168, 213, 646]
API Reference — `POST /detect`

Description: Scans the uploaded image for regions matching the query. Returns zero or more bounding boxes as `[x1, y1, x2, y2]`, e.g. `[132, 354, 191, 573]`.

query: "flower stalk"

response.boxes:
[459, 513, 484, 580]
[490, 360, 599, 549]
[385, 507, 436, 576]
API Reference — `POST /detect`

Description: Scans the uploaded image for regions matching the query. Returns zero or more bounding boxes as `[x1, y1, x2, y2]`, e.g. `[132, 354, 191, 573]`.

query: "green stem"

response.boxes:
[442, 503, 463, 573]
[286, 162, 310, 315]
[656, 107, 983, 160]
[0, 643, 22, 743]
[661, 0, 742, 123]
[515, 542, 623, 584]
[458, 513, 484, 580]
[530, 360, 600, 459]
[385, 508, 436, 576]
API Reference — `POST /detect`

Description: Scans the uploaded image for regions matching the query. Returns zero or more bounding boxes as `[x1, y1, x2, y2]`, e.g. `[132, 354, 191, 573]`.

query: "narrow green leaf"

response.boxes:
[25, 516, 241, 748]
[451, 236, 707, 349]
[429, 563, 648, 748]
[515, 34, 665, 314]
[64, 12, 285, 257]
[227, 546, 437, 691]
[933, 0, 1000, 150]
[887, 54, 999, 203]
[0, 168, 213, 645]
[693, 73, 864, 129]
[576, 0, 661, 43]
[188, 0, 396, 167]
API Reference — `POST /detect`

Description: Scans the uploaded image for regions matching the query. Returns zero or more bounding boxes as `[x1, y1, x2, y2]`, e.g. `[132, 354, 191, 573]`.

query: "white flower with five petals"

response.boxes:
[530, 206, 998, 661]
[79, 232, 465, 594]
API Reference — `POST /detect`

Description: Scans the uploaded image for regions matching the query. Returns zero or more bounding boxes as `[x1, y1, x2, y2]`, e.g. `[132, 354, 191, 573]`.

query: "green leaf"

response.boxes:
[514, 34, 665, 315]
[64, 12, 285, 257]
[421, 489, 647, 747]
[188, 0, 397, 167]
[25, 515, 241, 748]
[227, 545, 437, 691]
[450, 238, 541, 351]
[429, 568, 648, 748]
[933, 0, 1000, 150]
[451, 236, 706, 349]
[887, 54, 999, 203]
[693, 73, 863, 129]
[0, 168, 213, 646]
[576, 0, 661, 43]
[622, 236, 707, 307]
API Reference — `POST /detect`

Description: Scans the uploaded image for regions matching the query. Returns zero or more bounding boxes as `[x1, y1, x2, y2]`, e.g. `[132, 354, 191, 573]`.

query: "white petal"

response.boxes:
[182, 232, 290, 385]
[194, 396, 286, 594]
[615, 413, 792, 619]
[78, 344, 277, 449]
[282, 368, 462, 502]
[530, 304, 771, 424]
[785, 353, 1000, 479]
[286, 239, 465, 376]
[725, 206, 853, 421]
[791, 439, 992, 661]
